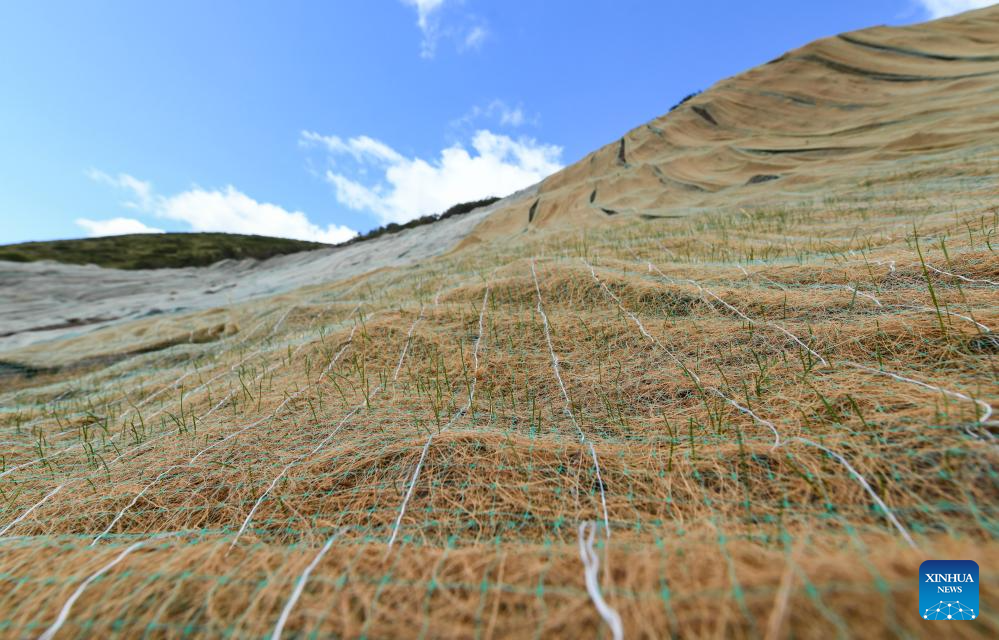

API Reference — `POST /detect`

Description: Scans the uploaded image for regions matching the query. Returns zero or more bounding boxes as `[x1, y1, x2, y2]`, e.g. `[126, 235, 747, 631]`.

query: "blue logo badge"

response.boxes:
[919, 560, 979, 621]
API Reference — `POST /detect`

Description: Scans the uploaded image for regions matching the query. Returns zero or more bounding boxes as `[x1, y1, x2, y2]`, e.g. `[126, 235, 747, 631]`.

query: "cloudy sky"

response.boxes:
[0, 0, 993, 244]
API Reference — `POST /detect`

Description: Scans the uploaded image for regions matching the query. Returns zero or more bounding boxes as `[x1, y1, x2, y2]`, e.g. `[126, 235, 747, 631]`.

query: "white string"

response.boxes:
[392, 308, 423, 381]
[532, 260, 612, 536]
[646, 260, 827, 366]
[37, 535, 173, 640]
[925, 264, 998, 287]
[842, 361, 994, 425]
[850, 286, 883, 307]
[643, 259, 995, 429]
[231, 302, 426, 552]
[817, 282, 992, 332]
[387, 435, 435, 552]
[228, 306, 420, 552]
[780, 437, 917, 549]
[586, 260, 781, 449]
[578, 521, 624, 640]
[2, 303, 297, 481]
[270, 527, 347, 640]
[90, 308, 367, 546]
[906, 306, 992, 333]
[532, 261, 585, 442]
[0, 484, 63, 538]
[227, 400, 369, 552]
[387, 286, 490, 552]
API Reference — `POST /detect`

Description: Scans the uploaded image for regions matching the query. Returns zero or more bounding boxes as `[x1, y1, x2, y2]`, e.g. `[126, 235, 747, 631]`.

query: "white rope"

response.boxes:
[925, 264, 998, 287]
[270, 527, 347, 640]
[587, 442, 611, 536]
[907, 306, 992, 334]
[822, 280, 992, 332]
[532, 261, 586, 442]
[268, 305, 297, 337]
[90, 309, 367, 545]
[533, 260, 612, 535]
[393, 303, 427, 381]
[231, 304, 425, 552]
[37, 536, 164, 640]
[228, 308, 410, 551]
[595, 261, 917, 549]
[850, 286, 883, 307]
[843, 361, 994, 425]
[577, 521, 624, 640]
[2, 303, 298, 481]
[586, 260, 781, 449]
[387, 286, 490, 552]
[646, 261, 827, 366]
[227, 400, 369, 552]
[780, 437, 917, 549]
[643, 259, 995, 432]
[387, 434, 435, 551]
[0, 484, 63, 538]
[91, 469, 174, 546]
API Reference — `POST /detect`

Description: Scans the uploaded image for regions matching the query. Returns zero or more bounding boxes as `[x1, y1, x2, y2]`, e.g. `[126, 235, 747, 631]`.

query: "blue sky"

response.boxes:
[0, 0, 991, 244]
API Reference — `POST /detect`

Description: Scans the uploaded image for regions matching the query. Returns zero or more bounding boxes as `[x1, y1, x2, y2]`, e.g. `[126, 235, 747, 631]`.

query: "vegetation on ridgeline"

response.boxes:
[340, 196, 501, 246]
[0, 232, 328, 270]
[669, 90, 702, 111]
[0, 197, 502, 270]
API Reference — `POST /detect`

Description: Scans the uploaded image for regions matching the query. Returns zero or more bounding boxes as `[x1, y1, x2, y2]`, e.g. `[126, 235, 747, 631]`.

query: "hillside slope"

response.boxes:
[465, 5, 999, 242]
[0, 193, 528, 353]
[0, 7, 996, 639]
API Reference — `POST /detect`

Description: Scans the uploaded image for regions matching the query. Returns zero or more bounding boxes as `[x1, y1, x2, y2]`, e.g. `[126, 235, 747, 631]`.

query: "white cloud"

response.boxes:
[300, 131, 404, 164]
[500, 107, 526, 127]
[87, 172, 357, 244]
[916, 0, 995, 18]
[462, 25, 489, 52]
[157, 187, 357, 243]
[403, 0, 445, 29]
[402, 0, 447, 58]
[75, 217, 165, 237]
[85, 169, 155, 211]
[400, 0, 489, 58]
[452, 100, 535, 130]
[302, 129, 563, 225]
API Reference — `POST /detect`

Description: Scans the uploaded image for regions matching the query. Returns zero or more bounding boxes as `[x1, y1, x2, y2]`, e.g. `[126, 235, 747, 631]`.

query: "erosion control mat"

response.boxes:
[462, 5, 999, 245]
[2, 8, 999, 640]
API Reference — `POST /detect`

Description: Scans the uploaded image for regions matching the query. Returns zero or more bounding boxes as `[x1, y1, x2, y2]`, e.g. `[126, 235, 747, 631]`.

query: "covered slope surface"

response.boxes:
[0, 193, 527, 354]
[0, 7, 997, 639]
[465, 4, 999, 241]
